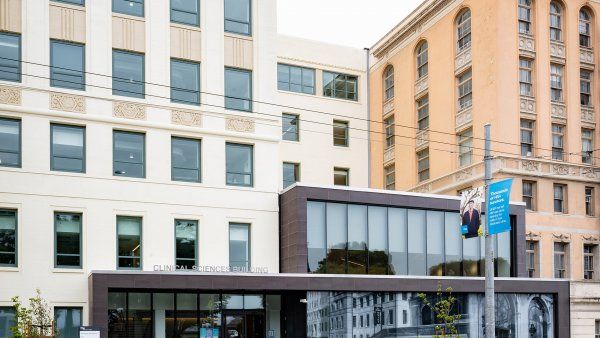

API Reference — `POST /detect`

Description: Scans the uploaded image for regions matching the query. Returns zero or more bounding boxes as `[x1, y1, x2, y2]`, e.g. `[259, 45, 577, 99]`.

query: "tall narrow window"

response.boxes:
[0, 32, 21, 82]
[54, 307, 82, 338]
[0, 210, 17, 266]
[224, 0, 251, 35]
[417, 96, 429, 130]
[584, 244, 596, 279]
[383, 66, 394, 100]
[550, 63, 563, 102]
[171, 0, 199, 26]
[553, 184, 566, 213]
[282, 113, 299, 141]
[171, 137, 201, 182]
[226, 143, 253, 187]
[277, 64, 315, 95]
[586, 187, 595, 216]
[580, 8, 592, 48]
[582, 128, 594, 164]
[333, 120, 349, 147]
[597, 320, 600, 338]
[457, 70, 472, 110]
[550, 2, 562, 42]
[113, 131, 145, 178]
[282, 162, 299, 188]
[581, 69, 592, 107]
[0, 117, 21, 168]
[225, 68, 252, 111]
[323, 72, 358, 101]
[171, 59, 200, 105]
[384, 116, 394, 149]
[54, 212, 82, 268]
[519, 58, 533, 96]
[553, 242, 567, 278]
[113, 0, 144, 17]
[50, 40, 85, 90]
[458, 129, 473, 167]
[526, 240, 537, 277]
[522, 181, 536, 210]
[518, 0, 533, 35]
[334, 167, 349, 186]
[229, 223, 250, 269]
[417, 148, 430, 182]
[384, 164, 395, 190]
[51, 124, 85, 173]
[456, 10, 472, 53]
[117, 216, 142, 269]
[520, 119, 534, 157]
[416, 42, 428, 79]
[552, 124, 564, 161]
[112, 50, 145, 98]
[175, 219, 197, 269]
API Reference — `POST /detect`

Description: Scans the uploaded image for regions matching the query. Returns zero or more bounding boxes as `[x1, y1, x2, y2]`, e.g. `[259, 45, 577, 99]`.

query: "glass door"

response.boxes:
[224, 313, 245, 338]
[222, 312, 265, 338]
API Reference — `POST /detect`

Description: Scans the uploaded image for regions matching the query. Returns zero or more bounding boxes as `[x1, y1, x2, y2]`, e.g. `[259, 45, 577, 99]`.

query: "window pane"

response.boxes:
[323, 72, 358, 101]
[0, 33, 20, 82]
[224, 0, 251, 35]
[426, 211, 444, 276]
[0, 210, 17, 266]
[307, 201, 326, 273]
[333, 121, 349, 146]
[229, 223, 249, 269]
[113, 50, 145, 98]
[55, 213, 81, 268]
[348, 205, 367, 274]
[334, 168, 349, 186]
[0, 307, 16, 338]
[50, 41, 85, 90]
[55, 307, 82, 338]
[444, 212, 462, 276]
[176, 294, 198, 336]
[128, 293, 151, 338]
[171, 137, 200, 182]
[175, 220, 197, 268]
[277, 64, 315, 94]
[282, 113, 299, 141]
[108, 292, 127, 337]
[463, 236, 479, 276]
[113, 0, 144, 17]
[226, 143, 253, 187]
[497, 230, 511, 277]
[117, 216, 141, 269]
[171, 0, 199, 26]
[171, 59, 200, 105]
[388, 208, 407, 275]
[114, 131, 145, 178]
[52, 124, 85, 173]
[368, 206, 388, 275]
[225, 68, 252, 111]
[0, 118, 21, 167]
[53, 0, 85, 5]
[282, 162, 299, 188]
[407, 209, 426, 276]
[326, 203, 347, 274]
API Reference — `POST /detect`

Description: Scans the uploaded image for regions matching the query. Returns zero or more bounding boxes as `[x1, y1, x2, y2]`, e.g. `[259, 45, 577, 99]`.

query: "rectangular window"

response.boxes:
[384, 116, 394, 149]
[522, 181, 536, 211]
[552, 124, 565, 161]
[388, 310, 394, 325]
[0, 210, 17, 267]
[334, 167, 349, 186]
[582, 128, 594, 164]
[417, 96, 429, 130]
[550, 64, 563, 102]
[417, 148, 430, 182]
[402, 310, 407, 324]
[282, 162, 299, 189]
[520, 119, 534, 157]
[526, 240, 537, 277]
[277, 64, 315, 95]
[113, 0, 144, 17]
[518, 0, 532, 34]
[0, 117, 21, 167]
[581, 69, 592, 106]
[50, 40, 85, 90]
[586, 187, 595, 216]
[333, 120, 349, 147]
[550, 6, 562, 41]
[0, 32, 21, 82]
[225, 68, 252, 111]
[112, 50, 144, 98]
[54, 212, 82, 268]
[226, 143, 253, 187]
[458, 129, 473, 167]
[51, 124, 85, 173]
[519, 58, 533, 96]
[553, 184, 566, 213]
[117, 216, 142, 269]
[0, 307, 16, 338]
[171, 59, 200, 105]
[175, 219, 197, 269]
[113, 131, 145, 178]
[282, 113, 299, 141]
[596, 320, 600, 338]
[171, 0, 199, 26]
[229, 223, 250, 269]
[171, 137, 201, 182]
[384, 164, 395, 190]
[53, 0, 85, 5]
[54, 307, 82, 338]
[584, 244, 596, 280]
[323, 71, 358, 101]
[554, 242, 567, 278]
[224, 0, 251, 35]
[457, 69, 472, 110]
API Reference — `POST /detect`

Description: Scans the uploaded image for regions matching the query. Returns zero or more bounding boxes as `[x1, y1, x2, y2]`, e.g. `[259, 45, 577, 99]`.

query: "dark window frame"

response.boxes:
[54, 212, 83, 269]
[229, 222, 251, 269]
[0, 209, 17, 267]
[50, 123, 86, 173]
[323, 71, 358, 101]
[0, 32, 21, 83]
[277, 63, 315, 95]
[282, 113, 300, 142]
[174, 219, 198, 268]
[224, 67, 253, 112]
[54, 307, 83, 338]
[116, 215, 142, 270]
[170, 58, 201, 106]
[225, 142, 254, 187]
[50, 40, 86, 91]
[113, 130, 146, 178]
[0, 117, 21, 168]
[171, 136, 201, 183]
[224, 0, 252, 36]
[333, 120, 349, 147]
[282, 162, 300, 189]
[112, 49, 145, 99]
[112, 0, 144, 17]
[170, 0, 200, 26]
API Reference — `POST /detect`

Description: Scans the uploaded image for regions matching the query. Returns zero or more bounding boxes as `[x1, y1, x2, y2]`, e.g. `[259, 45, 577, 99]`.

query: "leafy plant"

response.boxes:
[10, 289, 56, 338]
[418, 283, 462, 338]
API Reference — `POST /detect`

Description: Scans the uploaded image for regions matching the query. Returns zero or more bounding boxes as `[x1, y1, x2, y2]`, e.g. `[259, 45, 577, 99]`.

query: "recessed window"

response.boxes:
[0, 32, 21, 82]
[50, 40, 85, 90]
[323, 72, 358, 101]
[171, 137, 201, 182]
[457, 69, 472, 110]
[522, 181, 536, 211]
[175, 219, 197, 269]
[582, 128, 594, 164]
[282, 162, 299, 189]
[171, 0, 199, 26]
[550, 63, 563, 102]
[277, 64, 315, 95]
[225, 68, 252, 111]
[456, 9, 471, 53]
[334, 167, 349, 186]
[333, 120, 349, 147]
[383, 66, 394, 100]
[417, 148, 430, 182]
[0, 209, 17, 267]
[416, 42, 428, 79]
[282, 113, 299, 141]
[117, 216, 142, 269]
[229, 223, 250, 269]
[54, 212, 82, 268]
[51, 124, 85, 173]
[384, 115, 394, 149]
[384, 164, 395, 190]
[112, 50, 145, 98]
[518, 0, 532, 35]
[580, 9, 592, 47]
[54, 307, 83, 338]
[224, 0, 251, 36]
[171, 59, 200, 105]
[520, 119, 534, 157]
[417, 96, 429, 131]
[550, 2, 562, 42]
[553, 242, 567, 278]
[553, 184, 566, 213]
[226, 143, 253, 187]
[584, 244, 596, 280]
[526, 240, 537, 277]
[586, 187, 595, 216]
[0, 307, 16, 338]
[458, 129, 473, 167]
[551, 124, 564, 161]
[519, 58, 533, 96]
[0, 117, 21, 168]
[113, 0, 144, 17]
[113, 131, 145, 178]
[581, 69, 592, 107]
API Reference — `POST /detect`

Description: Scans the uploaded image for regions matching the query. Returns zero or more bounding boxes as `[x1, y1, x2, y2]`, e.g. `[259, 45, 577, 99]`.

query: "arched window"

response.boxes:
[528, 298, 549, 338]
[416, 41, 429, 79]
[384, 66, 394, 100]
[550, 2, 563, 42]
[456, 9, 472, 53]
[518, 0, 533, 35]
[580, 8, 592, 47]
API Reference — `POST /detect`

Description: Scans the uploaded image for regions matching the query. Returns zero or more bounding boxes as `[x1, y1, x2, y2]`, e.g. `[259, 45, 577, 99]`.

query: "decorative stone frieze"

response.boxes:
[552, 233, 571, 241]
[580, 47, 594, 66]
[552, 164, 571, 175]
[455, 47, 471, 73]
[412, 183, 432, 194]
[383, 100, 394, 116]
[455, 106, 473, 131]
[113, 101, 146, 120]
[521, 160, 540, 172]
[0, 86, 21, 105]
[518, 35, 535, 56]
[50, 93, 85, 113]
[581, 106, 595, 125]
[383, 147, 395, 164]
[550, 41, 566, 60]
[171, 110, 202, 127]
[416, 130, 429, 149]
[454, 168, 473, 182]
[550, 102, 566, 120]
[520, 96, 536, 115]
[414, 77, 428, 97]
[226, 116, 255, 133]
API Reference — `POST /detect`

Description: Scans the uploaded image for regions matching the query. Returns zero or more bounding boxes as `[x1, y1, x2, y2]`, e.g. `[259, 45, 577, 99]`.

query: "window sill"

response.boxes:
[224, 31, 253, 41]
[0, 266, 19, 272]
[52, 268, 85, 274]
[50, 1, 85, 10]
[170, 22, 201, 31]
[112, 11, 145, 22]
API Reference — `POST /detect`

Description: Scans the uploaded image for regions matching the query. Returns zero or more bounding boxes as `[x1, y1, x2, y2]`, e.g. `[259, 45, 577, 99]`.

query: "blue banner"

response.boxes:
[487, 179, 513, 235]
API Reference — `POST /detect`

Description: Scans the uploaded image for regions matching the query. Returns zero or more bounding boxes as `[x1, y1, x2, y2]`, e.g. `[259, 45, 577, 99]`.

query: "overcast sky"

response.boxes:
[277, 0, 424, 49]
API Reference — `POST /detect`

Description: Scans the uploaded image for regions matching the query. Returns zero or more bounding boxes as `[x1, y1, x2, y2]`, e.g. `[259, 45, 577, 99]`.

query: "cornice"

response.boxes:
[277, 56, 364, 74]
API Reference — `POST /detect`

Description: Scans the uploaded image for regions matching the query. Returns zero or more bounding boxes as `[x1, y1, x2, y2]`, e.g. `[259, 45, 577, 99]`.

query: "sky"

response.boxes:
[277, 0, 425, 49]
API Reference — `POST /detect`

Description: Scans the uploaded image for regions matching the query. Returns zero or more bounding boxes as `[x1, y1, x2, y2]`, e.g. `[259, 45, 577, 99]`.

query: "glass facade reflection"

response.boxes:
[307, 201, 513, 277]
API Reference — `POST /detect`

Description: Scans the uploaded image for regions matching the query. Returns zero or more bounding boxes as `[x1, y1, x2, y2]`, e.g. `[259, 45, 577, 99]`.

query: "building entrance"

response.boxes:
[223, 311, 265, 338]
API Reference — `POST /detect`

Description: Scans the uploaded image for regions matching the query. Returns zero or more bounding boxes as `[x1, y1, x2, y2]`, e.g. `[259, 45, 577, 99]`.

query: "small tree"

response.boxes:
[10, 289, 56, 338]
[418, 283, 462, 338]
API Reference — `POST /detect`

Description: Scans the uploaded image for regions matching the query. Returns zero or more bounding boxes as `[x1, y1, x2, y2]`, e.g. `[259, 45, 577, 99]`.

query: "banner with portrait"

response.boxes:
[460, 186, 484, 238]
